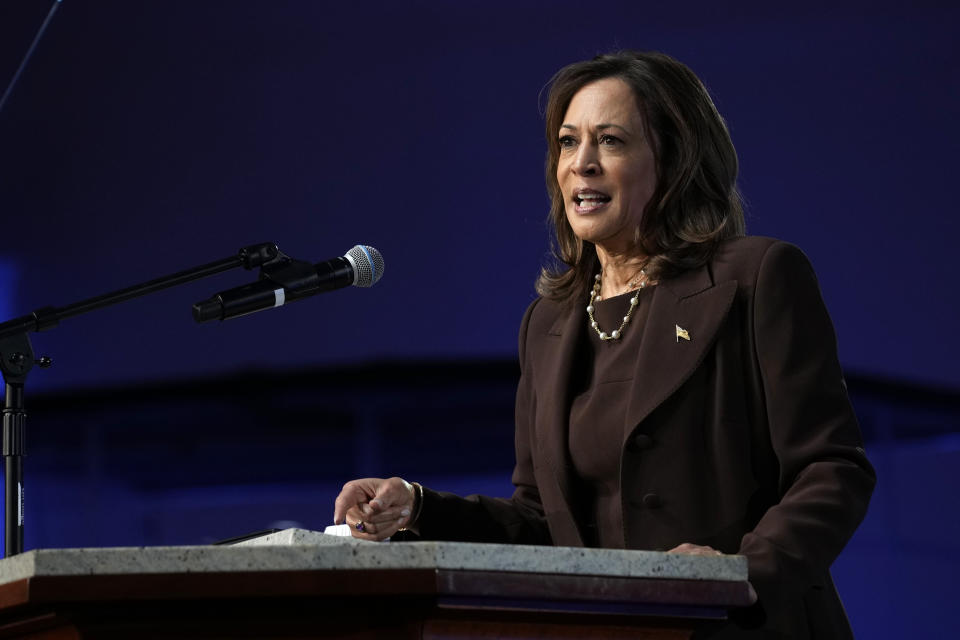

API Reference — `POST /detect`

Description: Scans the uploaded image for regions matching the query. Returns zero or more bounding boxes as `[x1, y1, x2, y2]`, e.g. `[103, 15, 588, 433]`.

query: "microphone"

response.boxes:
[192, 244, 383, 323]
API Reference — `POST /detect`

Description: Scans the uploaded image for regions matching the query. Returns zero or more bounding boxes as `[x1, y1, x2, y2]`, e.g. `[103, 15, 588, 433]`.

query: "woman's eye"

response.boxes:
[558, 135, 577, 149]
[599, 134, 621, 145]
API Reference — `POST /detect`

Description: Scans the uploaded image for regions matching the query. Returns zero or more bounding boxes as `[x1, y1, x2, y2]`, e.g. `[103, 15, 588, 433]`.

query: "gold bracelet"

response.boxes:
[409, 482, 424, 525]
[398, 482, 423, 532]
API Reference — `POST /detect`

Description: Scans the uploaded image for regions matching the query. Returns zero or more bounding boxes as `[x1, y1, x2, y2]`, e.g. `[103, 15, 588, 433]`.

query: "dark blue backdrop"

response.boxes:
[1, 1, 958, 637]
[1, 0, 958, 391]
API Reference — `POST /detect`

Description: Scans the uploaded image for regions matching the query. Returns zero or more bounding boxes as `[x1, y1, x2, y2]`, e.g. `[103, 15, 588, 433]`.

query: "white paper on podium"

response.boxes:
[323, 524, 353, 537]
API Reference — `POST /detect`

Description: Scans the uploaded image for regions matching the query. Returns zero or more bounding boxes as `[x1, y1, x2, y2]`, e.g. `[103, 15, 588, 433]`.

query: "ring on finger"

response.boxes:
[355, 520, 366, 533]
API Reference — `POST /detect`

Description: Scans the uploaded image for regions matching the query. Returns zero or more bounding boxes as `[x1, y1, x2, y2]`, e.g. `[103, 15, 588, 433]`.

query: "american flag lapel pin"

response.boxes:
[675, 325, 690, 342]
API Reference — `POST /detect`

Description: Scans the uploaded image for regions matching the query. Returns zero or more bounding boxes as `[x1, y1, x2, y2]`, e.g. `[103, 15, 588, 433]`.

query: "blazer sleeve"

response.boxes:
[409, 298, 552, 544]
[737, 241, 876, 622]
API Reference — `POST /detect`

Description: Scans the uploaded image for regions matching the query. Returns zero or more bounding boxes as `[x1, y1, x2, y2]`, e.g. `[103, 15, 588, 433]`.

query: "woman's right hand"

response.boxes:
[333, 477, 417, 541]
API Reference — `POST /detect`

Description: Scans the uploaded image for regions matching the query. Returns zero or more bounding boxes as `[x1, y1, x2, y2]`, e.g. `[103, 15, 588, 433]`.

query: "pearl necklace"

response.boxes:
[586, 270, 648, 341]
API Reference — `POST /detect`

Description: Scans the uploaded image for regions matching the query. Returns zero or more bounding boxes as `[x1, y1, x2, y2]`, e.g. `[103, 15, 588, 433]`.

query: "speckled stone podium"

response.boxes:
[0, 529, 752, 639]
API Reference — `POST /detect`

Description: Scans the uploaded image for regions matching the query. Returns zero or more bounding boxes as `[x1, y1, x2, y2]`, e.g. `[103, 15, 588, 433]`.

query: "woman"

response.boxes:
[333, 51, 875, 638]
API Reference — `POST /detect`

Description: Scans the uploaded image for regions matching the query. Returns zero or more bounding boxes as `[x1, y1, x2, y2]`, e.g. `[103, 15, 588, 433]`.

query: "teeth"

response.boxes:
[576, 192, 610, 207]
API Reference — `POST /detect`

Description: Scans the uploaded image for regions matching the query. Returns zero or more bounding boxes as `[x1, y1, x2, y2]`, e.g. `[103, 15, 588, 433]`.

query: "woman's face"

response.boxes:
[556, 77, 657, 256]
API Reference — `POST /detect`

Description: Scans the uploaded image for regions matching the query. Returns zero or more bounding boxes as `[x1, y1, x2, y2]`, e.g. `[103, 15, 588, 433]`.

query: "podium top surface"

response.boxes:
[0, 528, 746, 585]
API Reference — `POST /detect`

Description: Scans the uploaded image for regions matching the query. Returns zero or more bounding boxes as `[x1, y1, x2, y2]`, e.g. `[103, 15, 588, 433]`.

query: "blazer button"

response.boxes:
[642, 493, 663, 509]
[628, 433, 654, 452]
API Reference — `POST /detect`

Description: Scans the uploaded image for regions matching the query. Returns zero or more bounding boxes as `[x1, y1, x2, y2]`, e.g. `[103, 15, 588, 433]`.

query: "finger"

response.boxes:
[346, 504, 408, 533]
[686, 547, 720, 555]
[338, 498, 408, 531]
[358, 510, 411, 528]
[333, 478, 383, 524]
[345, 509, 405, 542]
[349, 513, 376, 535]
[343, 507, 371, 534]
[667, 543, 722, 556]
[333, 487, 362, 524]
[369, 477, 415, 512]
[359, 500, 412, 524]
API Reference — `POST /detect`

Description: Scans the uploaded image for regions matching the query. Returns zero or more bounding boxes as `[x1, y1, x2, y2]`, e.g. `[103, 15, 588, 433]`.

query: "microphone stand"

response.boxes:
[0, 242, 280, 556]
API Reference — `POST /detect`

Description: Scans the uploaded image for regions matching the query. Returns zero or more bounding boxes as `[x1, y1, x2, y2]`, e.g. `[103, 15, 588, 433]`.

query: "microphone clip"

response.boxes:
[255, 250, 322, 297]
[238, 242, 280, 270]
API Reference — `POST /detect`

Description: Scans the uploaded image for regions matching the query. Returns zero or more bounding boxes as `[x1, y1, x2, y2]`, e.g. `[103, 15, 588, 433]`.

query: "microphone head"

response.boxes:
[344, 245, 384, 287]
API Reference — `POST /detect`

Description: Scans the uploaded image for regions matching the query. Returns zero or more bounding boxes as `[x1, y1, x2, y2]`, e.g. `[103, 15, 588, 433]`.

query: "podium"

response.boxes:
[0, 529, 752, 639]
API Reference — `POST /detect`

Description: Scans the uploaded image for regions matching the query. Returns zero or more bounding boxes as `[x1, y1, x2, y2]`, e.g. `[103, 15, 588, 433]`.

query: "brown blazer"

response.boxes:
[415, 237, 876, 638]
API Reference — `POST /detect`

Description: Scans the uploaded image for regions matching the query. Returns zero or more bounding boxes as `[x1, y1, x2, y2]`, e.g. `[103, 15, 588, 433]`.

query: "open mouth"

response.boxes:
[574, 190, 612, 210]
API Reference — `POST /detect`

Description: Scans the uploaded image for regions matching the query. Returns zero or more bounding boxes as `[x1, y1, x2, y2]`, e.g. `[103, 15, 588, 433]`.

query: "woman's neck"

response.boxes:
[596, 246, 649, 299]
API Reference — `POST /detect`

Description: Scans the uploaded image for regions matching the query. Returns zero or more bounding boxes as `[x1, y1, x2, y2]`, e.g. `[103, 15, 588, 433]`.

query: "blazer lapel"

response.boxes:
[623, 265, 738, 443]
[533, 302, 586, 544]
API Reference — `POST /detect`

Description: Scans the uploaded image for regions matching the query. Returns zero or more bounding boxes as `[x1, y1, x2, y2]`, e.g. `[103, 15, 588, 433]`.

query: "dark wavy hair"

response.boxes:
[536, 51, 745, 303]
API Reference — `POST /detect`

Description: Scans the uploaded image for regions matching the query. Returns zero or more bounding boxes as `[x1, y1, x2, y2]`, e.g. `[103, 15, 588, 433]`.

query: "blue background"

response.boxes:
[1, 1, 958, 636]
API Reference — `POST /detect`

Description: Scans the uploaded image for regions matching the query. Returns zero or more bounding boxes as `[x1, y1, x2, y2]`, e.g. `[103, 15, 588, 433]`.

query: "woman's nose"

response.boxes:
[571, 144, 600, 176]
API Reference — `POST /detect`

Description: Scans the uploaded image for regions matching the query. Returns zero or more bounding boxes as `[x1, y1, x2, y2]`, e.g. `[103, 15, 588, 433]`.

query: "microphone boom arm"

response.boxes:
[0, 242, 280, 341]
[0, 240, 281, 557]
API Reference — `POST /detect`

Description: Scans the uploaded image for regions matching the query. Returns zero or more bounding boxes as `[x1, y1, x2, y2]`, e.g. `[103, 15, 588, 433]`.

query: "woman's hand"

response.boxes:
[333, 477, 416, 541]
[668, 543, 758, 605]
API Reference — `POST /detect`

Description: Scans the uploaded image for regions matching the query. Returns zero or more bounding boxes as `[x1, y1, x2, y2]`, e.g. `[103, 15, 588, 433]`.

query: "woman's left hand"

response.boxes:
[333, 477, 416, 541]
[668, 543, 758, 604]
